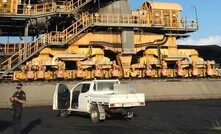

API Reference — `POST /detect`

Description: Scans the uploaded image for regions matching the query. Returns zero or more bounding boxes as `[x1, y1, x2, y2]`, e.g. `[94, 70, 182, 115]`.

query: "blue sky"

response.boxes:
[1, 0, 221, 46]
[130, 0, 221, 46]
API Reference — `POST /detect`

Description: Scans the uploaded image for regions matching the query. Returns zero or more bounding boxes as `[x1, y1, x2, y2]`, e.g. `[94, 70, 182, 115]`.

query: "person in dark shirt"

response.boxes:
[9, 83, 26, 134]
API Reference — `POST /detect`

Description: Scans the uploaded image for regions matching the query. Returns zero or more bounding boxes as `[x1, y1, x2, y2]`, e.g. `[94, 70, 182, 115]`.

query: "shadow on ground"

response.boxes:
[22, 118, 42, 134]
[0, 120, 12, 132]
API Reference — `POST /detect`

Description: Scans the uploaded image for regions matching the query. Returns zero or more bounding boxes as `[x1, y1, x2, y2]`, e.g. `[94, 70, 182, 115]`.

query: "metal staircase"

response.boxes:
[56, 0, 92, 20]
[0, 34, 48, 78]
[0, 0, 92, 57]
[15, 0, 92, 15]
[64, 0, 92, 20]
[0, 14, 92, 79]
[0, 10, 198, 79]
[49, 14, 92, 45]
[64, 0, 92, 14]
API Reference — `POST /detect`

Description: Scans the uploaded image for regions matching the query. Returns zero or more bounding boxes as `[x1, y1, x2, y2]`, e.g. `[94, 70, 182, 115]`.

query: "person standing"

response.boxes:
[9, 83, 26, 134]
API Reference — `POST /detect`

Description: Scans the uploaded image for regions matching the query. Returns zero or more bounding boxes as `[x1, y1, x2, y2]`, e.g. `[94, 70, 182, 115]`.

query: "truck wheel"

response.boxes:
[127, 111, 134, 119]
[59, 110, 68, 118]
[90, 106, 100, 123]
[122, 111, 133, 119]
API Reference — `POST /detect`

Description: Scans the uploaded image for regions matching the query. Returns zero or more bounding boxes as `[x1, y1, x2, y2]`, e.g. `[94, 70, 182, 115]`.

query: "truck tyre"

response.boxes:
[90, 106, 100, 123]
[127, 111, 134, 119]
[59, 110, 68, 118]
[122, 110, 133, 119]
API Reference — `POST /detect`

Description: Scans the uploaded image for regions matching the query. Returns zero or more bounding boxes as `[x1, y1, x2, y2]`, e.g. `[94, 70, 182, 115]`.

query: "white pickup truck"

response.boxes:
[53, 79, 145, 123]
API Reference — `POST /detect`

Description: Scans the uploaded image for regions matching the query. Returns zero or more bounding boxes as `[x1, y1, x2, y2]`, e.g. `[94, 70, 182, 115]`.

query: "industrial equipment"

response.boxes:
[0, 0, 219, 80]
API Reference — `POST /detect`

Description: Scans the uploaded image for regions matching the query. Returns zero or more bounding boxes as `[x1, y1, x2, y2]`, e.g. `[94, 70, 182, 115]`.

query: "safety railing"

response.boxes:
[0, 12, 198, 77]
[58, 0, 91, 12]
[48, 14, 90, 43]
[0, 13, 198, 55]
[48, 13, 198, 45]
[0, 13, 89, 73]
[0, 43, 22, 54]
[180, 18, 198, 29]
[15, 2, 56, 14]
[0, 34, 48, 72]
[1, 1, 198, 30]
[91, 13, 198, 29]
[21, 2, 56, 15]
[0, 2, 14, 13]
[1, 0, 91, 15]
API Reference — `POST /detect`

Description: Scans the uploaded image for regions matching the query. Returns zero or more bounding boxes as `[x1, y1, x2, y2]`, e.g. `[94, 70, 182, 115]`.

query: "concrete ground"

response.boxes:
[1, 99, 221, 134]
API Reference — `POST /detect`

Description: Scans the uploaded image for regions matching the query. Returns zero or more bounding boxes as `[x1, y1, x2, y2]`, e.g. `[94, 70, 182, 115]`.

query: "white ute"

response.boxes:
[53, 79, 145, 123]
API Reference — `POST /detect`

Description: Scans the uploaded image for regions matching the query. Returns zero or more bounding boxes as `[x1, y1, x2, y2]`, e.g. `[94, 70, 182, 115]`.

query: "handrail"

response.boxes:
[0, 12, 197, 75]
[0, 43, 22, 54]
[0, 34, 48, 72]
[91, 13, 198, 29]
[0, 13, 197, 56]
[0, 13, 197, 54]
[0, 0, 91, 15]
[0, 1, 198, 30]
[49, 13, 197, 44]
[61, 0, 91, 12]
[17, 2, 56, 14]
[0, 14, 91, 73]
[49, 14, 91, 43]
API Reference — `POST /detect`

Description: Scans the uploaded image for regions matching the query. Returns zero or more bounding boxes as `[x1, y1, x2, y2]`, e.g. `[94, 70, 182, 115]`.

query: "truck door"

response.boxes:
[53, 83, 70, 110]
[71, 84, 82, 109]
[78, 83, 90, 111]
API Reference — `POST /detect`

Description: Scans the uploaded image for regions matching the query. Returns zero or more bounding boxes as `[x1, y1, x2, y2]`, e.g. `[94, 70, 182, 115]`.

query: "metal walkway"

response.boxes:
[0, 12, 198, 78]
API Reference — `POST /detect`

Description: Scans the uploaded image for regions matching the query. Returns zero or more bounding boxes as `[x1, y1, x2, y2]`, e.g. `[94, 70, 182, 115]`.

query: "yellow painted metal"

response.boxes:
[118, 55, 132, 78]
[9, 33, 209, 80]
[139, 48, 204, 64]
[0, 8, 197, 69]
[32, 54, 52, 64]
[0, 43, 21, 54]
[0, 0, 90, 14]
[139, 2, 181, 27]
[141, 2, 182, 11]
[20, 2, 56, 15]
[35, 47, 108, 61]
[2, 1, 217, 80]
[13, 66, 27, 80]
[70, 32, 168, 52]
[0, 0, 17, 13]
[0, 34, 48, 72]
[44, 71, 53, 80]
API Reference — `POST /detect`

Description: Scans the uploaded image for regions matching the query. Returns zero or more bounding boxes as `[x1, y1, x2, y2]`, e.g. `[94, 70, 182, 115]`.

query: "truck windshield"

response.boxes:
[96, 82, 117, 91]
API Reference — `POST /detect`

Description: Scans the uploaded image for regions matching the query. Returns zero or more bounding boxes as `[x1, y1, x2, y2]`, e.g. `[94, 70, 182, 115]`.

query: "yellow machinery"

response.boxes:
[0, 0, 219, 80]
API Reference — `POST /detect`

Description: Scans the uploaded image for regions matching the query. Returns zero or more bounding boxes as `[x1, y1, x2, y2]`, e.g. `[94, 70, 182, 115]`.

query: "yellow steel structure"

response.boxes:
[0, 0, 91, 14]
[0, 1, 219, 80]
[0, 0, 18, 13]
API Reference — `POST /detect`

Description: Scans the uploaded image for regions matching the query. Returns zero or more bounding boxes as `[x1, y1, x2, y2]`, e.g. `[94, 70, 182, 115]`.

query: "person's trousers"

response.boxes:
[12, 111, 22, 134]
